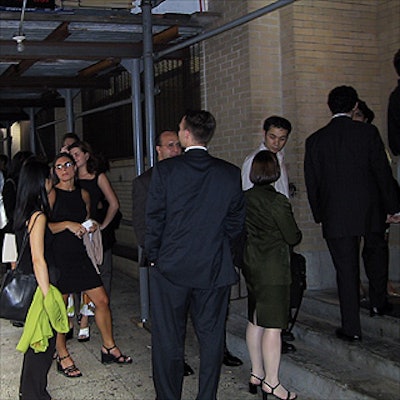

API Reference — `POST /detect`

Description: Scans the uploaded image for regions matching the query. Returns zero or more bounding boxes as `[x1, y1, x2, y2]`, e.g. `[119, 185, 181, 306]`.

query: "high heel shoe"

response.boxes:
[101, 345, 132, 364]
[249, 373, 264, 394]
[261, 381, 297, 400]
[77, 326, 90, 342]
[56, 353, 82, 378]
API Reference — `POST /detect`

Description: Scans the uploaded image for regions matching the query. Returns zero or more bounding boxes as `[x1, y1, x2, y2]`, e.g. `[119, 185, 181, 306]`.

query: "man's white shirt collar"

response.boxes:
[332, 113, 352, 119]
[185, 146, 207, 152]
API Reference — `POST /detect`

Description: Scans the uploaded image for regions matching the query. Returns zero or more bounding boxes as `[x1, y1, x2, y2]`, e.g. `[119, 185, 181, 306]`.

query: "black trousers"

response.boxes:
[362, 231, 389, 308]
[149, 267, 230, 400]
[326, 231, 388, 336]
[19, 334, 56, 400]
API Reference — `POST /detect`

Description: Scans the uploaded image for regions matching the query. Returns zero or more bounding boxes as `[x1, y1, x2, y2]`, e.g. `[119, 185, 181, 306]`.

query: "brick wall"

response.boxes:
[205, 0, 400, 287]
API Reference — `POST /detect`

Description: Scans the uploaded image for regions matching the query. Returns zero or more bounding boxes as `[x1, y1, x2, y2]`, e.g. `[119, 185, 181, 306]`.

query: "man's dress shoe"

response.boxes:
[223, 349, 243, 366]
[370, 302, 393, 317]
[335, 328, 362, 342]
[281, 340, 296, 354]
[184, 362, 194, 376]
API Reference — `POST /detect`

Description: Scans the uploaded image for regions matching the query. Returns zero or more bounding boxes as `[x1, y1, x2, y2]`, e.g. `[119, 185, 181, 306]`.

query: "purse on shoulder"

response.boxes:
[0, 217, 39, 322]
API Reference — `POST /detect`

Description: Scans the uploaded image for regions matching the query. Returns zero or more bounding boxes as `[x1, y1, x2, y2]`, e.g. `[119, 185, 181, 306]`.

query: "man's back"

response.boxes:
[145, 149, 244, 289]
[305, 116, 398, 238]
[388, 81, 400, 156]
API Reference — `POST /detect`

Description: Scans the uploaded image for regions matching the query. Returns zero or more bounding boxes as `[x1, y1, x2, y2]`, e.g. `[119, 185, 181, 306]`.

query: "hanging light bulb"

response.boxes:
[13, 34, 26, 52]
[12, 0, 28, 52]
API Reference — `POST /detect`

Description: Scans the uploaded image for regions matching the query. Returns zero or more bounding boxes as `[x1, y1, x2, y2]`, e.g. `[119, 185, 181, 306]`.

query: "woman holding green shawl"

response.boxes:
[14, 158, 68, 400]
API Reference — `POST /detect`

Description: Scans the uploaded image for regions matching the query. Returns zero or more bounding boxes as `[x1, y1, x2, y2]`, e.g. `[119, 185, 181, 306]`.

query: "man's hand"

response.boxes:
[386, 213, 400, 224]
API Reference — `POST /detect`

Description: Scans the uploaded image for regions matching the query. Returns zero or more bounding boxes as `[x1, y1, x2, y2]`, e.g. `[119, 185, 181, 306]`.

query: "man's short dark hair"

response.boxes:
[394, 48, 400, 76]
[183, 110, 216, 145]
[263, 116, 292, 135]
[250, 150, 281, 186]
[357, 99, 375, 123]
[327, 85, 358, 114]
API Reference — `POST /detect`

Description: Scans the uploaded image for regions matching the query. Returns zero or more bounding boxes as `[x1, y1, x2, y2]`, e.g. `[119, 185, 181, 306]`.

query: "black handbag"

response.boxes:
[0, 228, 37, 322]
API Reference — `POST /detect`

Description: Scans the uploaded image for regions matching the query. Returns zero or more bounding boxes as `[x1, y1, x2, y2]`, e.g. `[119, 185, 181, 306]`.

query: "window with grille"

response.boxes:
[81, 44, 201, 160]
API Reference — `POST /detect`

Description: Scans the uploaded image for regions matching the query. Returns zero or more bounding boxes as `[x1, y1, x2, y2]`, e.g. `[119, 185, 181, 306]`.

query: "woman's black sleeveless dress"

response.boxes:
[51, 187, 102, 294]
[16, 213, 58, 284]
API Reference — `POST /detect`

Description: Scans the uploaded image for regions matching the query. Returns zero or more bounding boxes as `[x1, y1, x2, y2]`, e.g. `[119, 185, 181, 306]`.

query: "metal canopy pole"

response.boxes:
[59, 88, 76, 134]
[142, 0, 156, 168]
[156, 0, 295, 59]
[135, 0, 157, 326]
[120, 58, 145, 177]
[122, 0, 157, 325]
[121, 57, 149, 324]
[28, 108, 36, 154]
[132, 59, 145, 176]
[6, 123, 12, 158]
[131, 57, 148, 324]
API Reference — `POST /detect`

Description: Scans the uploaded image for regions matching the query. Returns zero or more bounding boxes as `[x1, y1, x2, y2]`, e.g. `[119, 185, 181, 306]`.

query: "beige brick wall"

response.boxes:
[205, 0, 400, 287]
[203, 1, 253, 164]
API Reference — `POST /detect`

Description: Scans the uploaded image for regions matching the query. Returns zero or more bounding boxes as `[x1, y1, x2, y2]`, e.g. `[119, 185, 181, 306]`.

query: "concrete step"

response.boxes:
[300, 289, 400, 342]
[282, 338, 400, 400]
[294, 311, 400, 382]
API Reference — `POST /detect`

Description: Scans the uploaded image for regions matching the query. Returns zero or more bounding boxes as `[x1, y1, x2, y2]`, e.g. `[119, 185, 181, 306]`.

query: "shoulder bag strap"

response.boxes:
[15, 211, 43, 270]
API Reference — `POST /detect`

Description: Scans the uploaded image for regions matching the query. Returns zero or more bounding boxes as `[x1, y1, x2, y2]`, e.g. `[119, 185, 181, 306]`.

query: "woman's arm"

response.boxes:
[28, 211, 50, 296]
[81, 188, 91, 220]
[272, 197, 302, 246]
[97, 173, 119, 230]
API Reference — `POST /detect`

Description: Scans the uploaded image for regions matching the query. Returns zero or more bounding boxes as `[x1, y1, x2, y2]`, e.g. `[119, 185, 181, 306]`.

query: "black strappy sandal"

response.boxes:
[56, 353, 82, 378]
[101, 345, 132, 364]
[262, 381, 297, 400]
[249, 373, 264, 394]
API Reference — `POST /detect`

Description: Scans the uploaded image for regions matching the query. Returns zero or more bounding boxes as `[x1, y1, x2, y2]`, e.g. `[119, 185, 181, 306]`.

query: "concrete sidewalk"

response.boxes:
[0, 266, 294, 400]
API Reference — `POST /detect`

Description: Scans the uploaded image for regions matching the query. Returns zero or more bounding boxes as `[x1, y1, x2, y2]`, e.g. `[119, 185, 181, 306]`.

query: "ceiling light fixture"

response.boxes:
[13, 34, 26, 52]
[12, 0, 28, 52]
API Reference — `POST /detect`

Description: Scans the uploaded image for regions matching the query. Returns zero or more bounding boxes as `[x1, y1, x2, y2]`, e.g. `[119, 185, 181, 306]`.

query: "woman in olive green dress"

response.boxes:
[243, 150, 301, 400]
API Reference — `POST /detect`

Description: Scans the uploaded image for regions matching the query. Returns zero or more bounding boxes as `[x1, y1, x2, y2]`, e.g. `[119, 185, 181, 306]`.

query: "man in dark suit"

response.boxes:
[132, 130, 182, 250]
[145, 110, 245, 400]
[132, 130, 197, 376]
[304, 86, 400, 342]
[388, 48, 400, 158]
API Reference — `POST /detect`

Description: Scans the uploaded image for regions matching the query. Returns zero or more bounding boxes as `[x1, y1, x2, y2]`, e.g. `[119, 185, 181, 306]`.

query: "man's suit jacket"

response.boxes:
[388, 79, 400, 156]
[304, 116, 399, 239]
[145, 148, 245, 289]
[132, 167, 153, 248]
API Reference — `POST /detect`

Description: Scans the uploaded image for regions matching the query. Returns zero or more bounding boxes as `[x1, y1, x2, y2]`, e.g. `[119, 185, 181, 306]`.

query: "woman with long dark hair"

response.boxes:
[69, 141, 119, 341]
[69, 140, 117, 295]
[15, 158, 67, 400]
[48, 152, 131, 378]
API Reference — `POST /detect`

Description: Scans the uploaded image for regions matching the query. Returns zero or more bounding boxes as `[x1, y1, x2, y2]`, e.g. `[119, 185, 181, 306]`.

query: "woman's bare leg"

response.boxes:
[262, 328, 296, 399]
[246, 321, 265, 384]
[56, 294, 81, 376]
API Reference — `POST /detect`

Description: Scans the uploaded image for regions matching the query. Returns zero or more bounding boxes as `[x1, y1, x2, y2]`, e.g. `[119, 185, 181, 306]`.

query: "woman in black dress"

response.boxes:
[15, 158, 67, 399]
[48, 153, 131, 378]
[68, 141, 120, 341]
